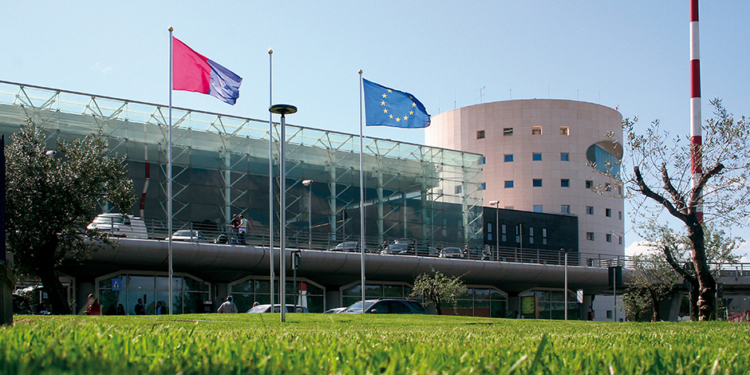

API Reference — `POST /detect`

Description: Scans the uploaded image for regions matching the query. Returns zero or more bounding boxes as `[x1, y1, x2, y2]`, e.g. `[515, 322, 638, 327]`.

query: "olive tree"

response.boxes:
[410, 268, 466, 315]
[624, 99, 750, 320]
[5, 120, 135, 314]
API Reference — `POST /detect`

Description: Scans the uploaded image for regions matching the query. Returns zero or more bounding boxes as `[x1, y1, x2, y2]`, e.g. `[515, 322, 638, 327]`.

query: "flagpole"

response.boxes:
[358, 70, 366, 311]
[167, 26, 174, 315]
[268, 48, 275, 307]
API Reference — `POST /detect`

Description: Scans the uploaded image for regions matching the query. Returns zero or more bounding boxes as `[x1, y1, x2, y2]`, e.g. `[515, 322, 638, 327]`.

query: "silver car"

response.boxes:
[169, 230, 209, 243]
[440, 247, 464, 258]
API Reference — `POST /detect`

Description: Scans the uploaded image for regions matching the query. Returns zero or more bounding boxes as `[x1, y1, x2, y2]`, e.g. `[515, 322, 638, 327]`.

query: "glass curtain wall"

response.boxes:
[229, 277, 325, 313]
[340, 282, 414, 308]
[96, 272, 210, 315]
[0, 81, 484, 249]
[519, 289, 579, 320]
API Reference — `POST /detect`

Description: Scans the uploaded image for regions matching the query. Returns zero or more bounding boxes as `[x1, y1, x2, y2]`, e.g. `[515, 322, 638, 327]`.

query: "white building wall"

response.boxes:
[426, 99, 624, 257]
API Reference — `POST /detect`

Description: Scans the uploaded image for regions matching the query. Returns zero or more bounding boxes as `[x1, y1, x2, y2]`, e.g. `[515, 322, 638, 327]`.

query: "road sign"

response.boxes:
[111, 278, 122, 292]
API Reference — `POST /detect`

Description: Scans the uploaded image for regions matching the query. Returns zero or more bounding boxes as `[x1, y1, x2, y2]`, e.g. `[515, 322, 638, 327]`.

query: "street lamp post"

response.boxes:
[562, 248, 569, 320]
[269, 104, 297, 323]
[489, 200, 500, 260]
[302, 180, 313, 249]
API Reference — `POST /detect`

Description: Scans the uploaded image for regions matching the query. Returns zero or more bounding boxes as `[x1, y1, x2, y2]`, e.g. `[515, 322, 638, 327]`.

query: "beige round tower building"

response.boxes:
[425, 99, 624, 257]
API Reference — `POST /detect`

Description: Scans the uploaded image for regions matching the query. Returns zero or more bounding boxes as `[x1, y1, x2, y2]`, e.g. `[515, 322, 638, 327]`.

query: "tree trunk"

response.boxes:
[434, 299, 442, 315]
[689, 281, 700, 321]
[687, 220, 716, 321]
[36, 261, 72, 315]
[650, 289, 661, 322]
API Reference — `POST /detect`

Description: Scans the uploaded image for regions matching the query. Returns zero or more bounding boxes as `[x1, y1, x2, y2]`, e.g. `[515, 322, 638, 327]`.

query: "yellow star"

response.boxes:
[396, 117, 401, 122]
[403, 116, 408, 120]
[382, 93, 387, 98]
[388, 89, 392, 93]
[380, 100, 385, 105]
[409, 110, 414, 115]
[389, 115, 393, 119]
[383, 109, 388, 113]
[412, 103, 416, 107]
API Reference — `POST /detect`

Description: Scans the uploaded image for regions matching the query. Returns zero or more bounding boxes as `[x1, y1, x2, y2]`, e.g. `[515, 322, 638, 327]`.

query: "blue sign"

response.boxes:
[111, 278, 122, 292]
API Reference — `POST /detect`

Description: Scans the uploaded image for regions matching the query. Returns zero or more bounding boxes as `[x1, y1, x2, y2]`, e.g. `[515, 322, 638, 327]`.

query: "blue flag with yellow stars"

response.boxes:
[363, 78, 430, 128]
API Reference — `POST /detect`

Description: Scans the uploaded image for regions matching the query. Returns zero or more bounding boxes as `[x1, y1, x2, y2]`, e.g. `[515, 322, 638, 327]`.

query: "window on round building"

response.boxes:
[532, 179, 542, 187]
[586, 141, 622, 177]
[531, 126, 542, 135]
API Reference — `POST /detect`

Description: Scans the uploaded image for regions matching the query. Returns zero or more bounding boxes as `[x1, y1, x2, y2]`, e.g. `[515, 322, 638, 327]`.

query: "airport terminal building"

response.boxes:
[1, 81, 625, 319]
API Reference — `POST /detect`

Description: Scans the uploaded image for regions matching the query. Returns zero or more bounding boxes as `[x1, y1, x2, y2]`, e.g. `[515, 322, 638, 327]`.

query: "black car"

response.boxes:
[343, 299, 427, 314]
[380, 243, 413, 255]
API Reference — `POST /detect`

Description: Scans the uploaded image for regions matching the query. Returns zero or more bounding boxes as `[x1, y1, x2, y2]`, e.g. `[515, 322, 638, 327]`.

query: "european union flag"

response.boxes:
[363, 79, 430, 128]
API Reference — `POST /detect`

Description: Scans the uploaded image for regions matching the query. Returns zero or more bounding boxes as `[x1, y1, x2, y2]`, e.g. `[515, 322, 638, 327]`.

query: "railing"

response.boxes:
[136, 219, 633, 269]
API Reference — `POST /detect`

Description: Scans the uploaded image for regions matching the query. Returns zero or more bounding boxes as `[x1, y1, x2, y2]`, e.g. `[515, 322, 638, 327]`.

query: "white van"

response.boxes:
[87, 214, 148, 239]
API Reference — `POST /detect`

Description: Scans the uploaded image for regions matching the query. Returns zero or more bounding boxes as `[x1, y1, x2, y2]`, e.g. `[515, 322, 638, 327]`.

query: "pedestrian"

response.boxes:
[134, 298, 145, 315]
[155, 301, 166, 315]
[117, 303, 126, 315]
[239, 215, 251, 244]
[217, 296, 238, 313]
[84, 294, 101, 315]
[231, 214, 240, 244]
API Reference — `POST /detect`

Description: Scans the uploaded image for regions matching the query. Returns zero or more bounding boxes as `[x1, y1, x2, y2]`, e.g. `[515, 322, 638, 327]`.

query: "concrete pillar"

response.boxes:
[0, 261, 14, 325]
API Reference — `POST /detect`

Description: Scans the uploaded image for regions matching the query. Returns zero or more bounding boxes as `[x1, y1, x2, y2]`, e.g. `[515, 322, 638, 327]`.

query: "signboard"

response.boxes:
[111, 278, 122, 292]
[576, 289, 584, 304]
[521, 295, 536, 315]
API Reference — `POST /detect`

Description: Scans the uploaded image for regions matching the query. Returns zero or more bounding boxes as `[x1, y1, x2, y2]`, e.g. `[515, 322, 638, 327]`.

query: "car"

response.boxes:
[342, 299, 427, 314]
[169, 230, 209, 243]
[427, 247, 441, 257]
[329, 241, 366, 252]
[87, 213, 148, 239]
[247, 304, 310, 313]
[440, 247, 464, 258]
[380, 243, 413, 255]
[323, 307, 347, 314]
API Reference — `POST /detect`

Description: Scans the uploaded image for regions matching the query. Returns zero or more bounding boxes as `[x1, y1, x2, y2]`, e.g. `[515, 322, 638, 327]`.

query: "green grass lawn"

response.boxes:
[1, 314, 749, 374]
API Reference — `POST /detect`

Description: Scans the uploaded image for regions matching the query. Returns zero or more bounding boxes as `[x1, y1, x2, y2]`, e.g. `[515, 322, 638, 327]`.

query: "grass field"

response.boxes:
[1, 314, 749, 374]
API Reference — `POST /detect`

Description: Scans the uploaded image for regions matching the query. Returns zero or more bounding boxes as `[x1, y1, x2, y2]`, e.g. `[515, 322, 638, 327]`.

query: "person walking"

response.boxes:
[155, 301, 166, 315]
[217, 296, 238, 313]
[239, 215, 251, 245]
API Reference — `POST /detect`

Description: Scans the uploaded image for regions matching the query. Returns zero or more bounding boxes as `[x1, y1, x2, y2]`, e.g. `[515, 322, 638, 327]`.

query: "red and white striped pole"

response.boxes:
[690, 0, 703, 222]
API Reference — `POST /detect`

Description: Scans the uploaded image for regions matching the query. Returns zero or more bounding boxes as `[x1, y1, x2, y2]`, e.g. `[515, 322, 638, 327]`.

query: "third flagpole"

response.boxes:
[268, 48, 275, 306]
[358, 70, 366, 311]
[167, 26, 174, 315]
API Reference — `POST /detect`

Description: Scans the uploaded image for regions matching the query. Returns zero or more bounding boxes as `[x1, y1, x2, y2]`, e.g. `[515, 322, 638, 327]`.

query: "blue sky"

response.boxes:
[2, 1, 749, 254]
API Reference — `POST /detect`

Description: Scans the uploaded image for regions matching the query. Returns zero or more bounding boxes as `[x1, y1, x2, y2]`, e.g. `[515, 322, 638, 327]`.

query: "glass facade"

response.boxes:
[340, 282, 414, 308]
[0, 82, 484, 248]
[519, 289, 578, 320]
[454, 287, 507, 318]
[96, 272, 209, 315]
[229, 277, 325, 313]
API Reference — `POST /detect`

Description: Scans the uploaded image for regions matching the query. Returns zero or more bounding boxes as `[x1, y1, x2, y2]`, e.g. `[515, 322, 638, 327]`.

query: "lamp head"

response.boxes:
[488, 200, 500, 206]
[302, 179, 313, 186]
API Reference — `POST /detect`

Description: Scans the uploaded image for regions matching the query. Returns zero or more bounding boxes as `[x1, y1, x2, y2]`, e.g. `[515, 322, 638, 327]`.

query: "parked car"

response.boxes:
[247, 304, 310, 313]
[343, 299, 427, 314]
[87, 213, 148, 239]
[169, 230, 209, 243]
[440, 247, 465, 258]
[323, 307, 347, 314]
[329, 241, 367, 252]
[380, 243, 413, 255]
[427, 247, 441, 257]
